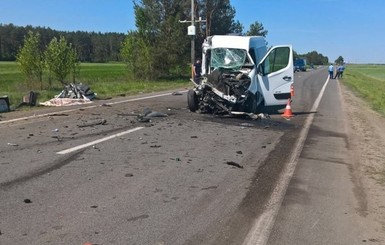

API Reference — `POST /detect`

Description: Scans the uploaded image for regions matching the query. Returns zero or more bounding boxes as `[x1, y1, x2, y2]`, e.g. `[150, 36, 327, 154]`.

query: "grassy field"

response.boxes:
[343, 64, 385, 115]
[0, 62, 190, 109]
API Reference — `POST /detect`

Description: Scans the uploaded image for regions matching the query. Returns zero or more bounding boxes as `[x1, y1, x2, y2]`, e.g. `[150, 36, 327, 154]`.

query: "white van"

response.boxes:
[188, 35, 294, 115]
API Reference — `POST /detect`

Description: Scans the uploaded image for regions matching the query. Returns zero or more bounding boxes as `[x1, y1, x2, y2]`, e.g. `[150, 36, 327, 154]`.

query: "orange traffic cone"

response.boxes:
[281, 98, 294, 118]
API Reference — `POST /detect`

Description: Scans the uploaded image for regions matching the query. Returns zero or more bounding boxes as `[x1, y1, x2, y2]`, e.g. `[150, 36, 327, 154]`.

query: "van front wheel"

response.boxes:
[246, 94, 258, 114]
[187, 89, 199, 112]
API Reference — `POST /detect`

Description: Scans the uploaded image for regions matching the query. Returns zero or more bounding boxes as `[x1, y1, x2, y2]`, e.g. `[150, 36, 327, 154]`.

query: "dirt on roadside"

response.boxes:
[341, 82, 385, 241]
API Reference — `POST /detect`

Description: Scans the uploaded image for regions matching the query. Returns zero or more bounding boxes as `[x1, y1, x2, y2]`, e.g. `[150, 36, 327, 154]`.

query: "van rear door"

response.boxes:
[257, 45, 294, 106]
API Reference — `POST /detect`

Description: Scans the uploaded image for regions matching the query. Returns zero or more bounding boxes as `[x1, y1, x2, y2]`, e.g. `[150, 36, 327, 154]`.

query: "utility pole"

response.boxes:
[179, 0, 206, 79]
[190, 0, 195, 66]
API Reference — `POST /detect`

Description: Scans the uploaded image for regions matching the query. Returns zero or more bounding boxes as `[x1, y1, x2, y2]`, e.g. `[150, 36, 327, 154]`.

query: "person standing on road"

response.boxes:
[328, 64, 334, 79]
[338, 64, 345, 78]
[334, 65, 341, 79]
[193, 59, 202, 83]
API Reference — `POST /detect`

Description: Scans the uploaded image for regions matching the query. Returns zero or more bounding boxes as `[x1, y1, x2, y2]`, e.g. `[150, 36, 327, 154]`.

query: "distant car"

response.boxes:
[294, 58, 307, 72]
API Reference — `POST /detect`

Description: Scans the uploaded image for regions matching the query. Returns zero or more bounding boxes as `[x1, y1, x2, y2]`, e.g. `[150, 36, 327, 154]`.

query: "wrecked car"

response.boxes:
[187, 35, 294, 115]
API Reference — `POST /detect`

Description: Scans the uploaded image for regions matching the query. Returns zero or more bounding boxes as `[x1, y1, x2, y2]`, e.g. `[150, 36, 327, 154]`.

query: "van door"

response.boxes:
[257, 45, 293, 106]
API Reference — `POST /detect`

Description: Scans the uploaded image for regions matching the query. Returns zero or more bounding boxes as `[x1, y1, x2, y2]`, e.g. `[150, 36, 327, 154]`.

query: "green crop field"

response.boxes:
[0, 62, 190, 109]
[343, 64, 385, 115]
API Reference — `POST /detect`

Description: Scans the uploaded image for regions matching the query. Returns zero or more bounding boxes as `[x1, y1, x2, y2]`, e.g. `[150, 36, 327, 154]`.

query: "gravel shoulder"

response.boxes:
[341, 82, 385, 241]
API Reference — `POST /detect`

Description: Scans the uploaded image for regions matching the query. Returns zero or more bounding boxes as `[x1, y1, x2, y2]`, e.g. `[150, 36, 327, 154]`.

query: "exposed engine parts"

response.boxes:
[188, 69, 256, 115]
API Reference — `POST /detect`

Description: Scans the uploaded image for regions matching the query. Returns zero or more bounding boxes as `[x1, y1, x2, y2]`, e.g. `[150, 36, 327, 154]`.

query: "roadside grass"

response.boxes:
[0, 62, 190, 109]
[343, 64, 385, 116]
[344, 64, 385, 185]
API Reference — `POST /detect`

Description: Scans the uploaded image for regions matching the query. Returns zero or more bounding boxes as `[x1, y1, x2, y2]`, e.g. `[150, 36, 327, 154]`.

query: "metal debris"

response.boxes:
[56, 83, 96, 100]
[136, 108, 168, 123]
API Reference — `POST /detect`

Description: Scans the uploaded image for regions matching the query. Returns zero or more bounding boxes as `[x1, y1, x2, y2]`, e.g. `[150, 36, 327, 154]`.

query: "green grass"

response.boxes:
[0, 62, 190, 109]
[343, 64, 385, 115]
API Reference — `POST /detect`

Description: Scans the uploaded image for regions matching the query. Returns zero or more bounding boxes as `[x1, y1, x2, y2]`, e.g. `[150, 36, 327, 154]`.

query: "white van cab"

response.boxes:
[188, 35, 294, 115]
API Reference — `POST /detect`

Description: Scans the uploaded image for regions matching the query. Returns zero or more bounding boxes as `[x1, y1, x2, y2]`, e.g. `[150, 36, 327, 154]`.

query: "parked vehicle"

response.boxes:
[187, 35, 294, 115]
[294, 58, 307, 72]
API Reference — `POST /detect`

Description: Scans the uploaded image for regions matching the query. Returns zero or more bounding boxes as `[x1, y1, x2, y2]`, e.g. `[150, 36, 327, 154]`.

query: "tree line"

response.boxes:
[294, 50, 329, 66]
[0, 23, 125, 63]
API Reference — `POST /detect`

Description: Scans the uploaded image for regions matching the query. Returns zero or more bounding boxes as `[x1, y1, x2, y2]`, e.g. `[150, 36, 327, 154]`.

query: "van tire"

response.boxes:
[246, 93, 258, 114]
[187, 89, 199, 112]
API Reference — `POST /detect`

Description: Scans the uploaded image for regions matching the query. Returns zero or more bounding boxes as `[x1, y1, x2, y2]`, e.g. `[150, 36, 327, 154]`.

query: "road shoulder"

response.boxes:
[341, 81, 385, 242]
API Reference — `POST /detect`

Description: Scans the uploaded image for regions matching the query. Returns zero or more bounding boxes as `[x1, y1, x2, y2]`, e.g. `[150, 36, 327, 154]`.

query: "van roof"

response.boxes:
[209, 35, 266, 50]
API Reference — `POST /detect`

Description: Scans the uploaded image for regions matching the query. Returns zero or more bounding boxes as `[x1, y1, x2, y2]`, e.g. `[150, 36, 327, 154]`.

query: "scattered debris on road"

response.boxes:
[51, 135, 63, 141]
[127, 214, 149, 223]
[250, 113, 271, 120]
[136, 108, 168, 123]
[225, 161, 244, 169]
[21, 91, 38, 106]
[201, 186, 218, 190]
[23, 199, 32, 204]
[239, 123, 254, 127]
[77, 119, 107, 128]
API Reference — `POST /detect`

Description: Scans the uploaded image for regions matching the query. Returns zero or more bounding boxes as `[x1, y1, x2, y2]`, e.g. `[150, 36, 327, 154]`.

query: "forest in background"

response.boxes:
[0, 23, 125, 63]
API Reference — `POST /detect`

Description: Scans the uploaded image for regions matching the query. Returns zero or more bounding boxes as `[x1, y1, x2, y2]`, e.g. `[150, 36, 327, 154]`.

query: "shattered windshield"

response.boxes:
[210, 48, 247, 70]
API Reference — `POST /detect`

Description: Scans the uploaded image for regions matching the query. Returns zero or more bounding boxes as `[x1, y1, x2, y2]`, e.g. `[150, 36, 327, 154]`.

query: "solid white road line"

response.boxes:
[56, 127, 144, 155]
[0, 91, 187, 125]
[243, 77, 331, 245]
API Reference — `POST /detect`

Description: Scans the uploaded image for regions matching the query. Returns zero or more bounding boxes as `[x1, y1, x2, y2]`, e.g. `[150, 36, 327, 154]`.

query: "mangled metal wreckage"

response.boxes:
[187, 35, 294, 116]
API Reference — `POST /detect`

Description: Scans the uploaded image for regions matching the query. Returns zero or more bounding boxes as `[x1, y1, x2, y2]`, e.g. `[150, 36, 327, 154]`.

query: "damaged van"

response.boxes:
[187, 35, 294, 115]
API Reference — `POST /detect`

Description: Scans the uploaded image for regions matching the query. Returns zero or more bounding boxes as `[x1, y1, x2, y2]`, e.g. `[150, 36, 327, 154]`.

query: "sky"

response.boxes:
[1, 0, 385, 64]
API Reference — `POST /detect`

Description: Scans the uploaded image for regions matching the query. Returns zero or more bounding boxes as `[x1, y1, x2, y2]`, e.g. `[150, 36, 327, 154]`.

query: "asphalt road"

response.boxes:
[0, 67, 374, 245]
